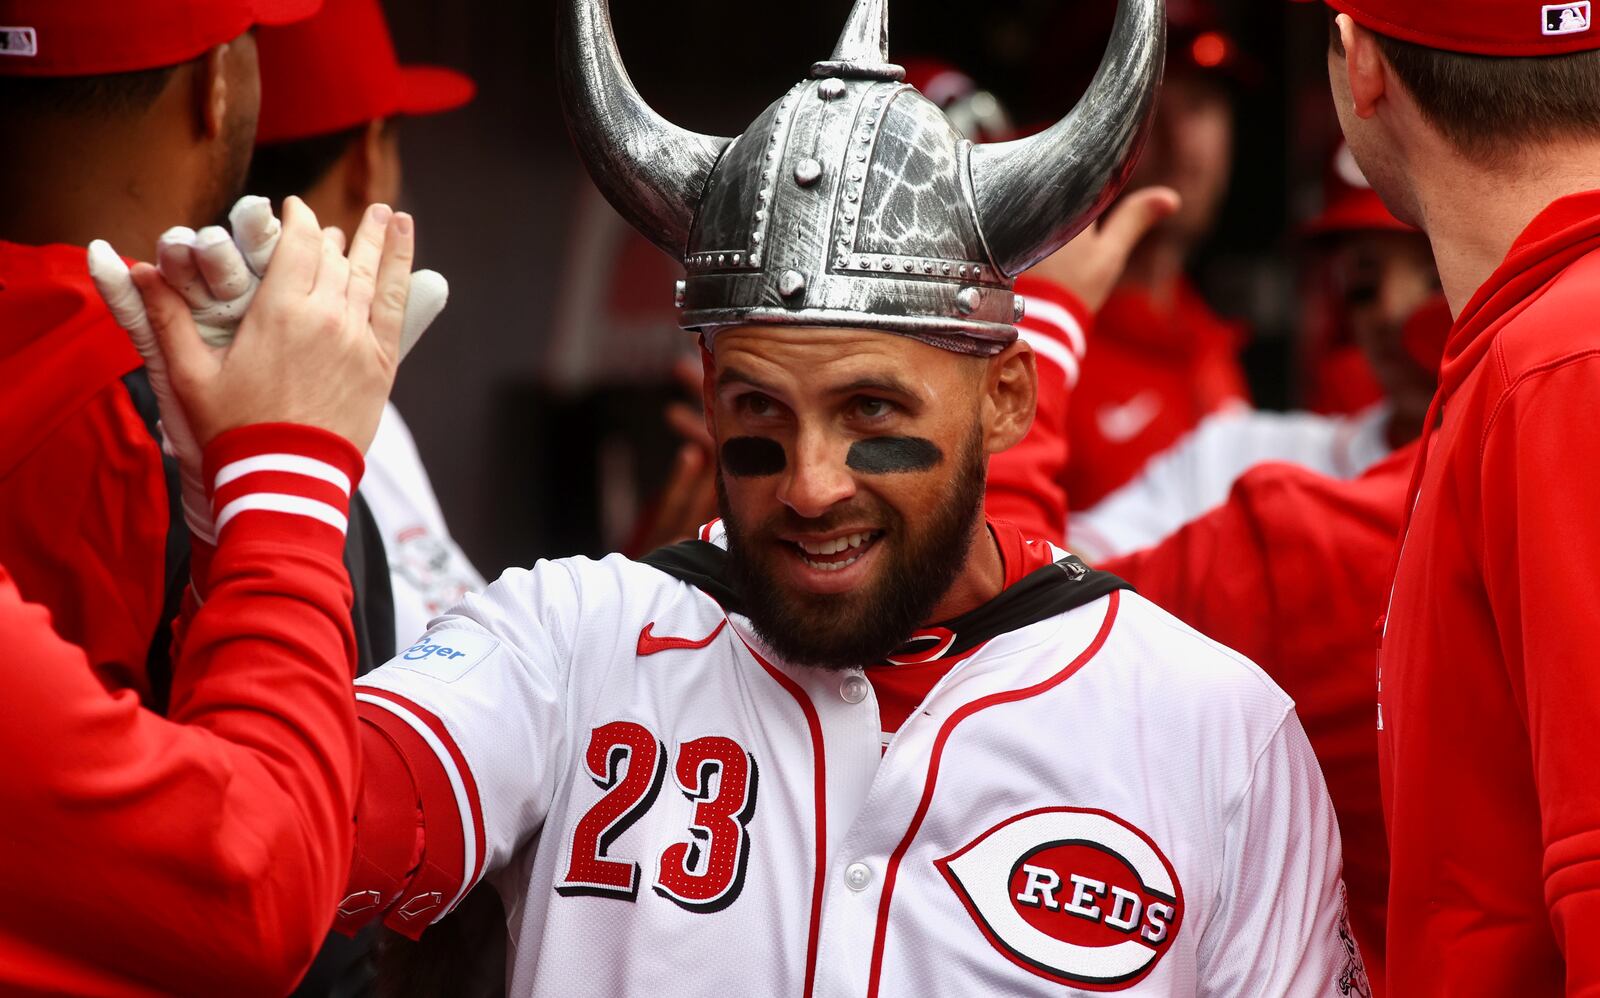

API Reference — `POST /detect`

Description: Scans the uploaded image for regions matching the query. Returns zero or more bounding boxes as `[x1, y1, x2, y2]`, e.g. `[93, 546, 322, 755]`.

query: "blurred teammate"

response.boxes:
[1323, 1, 1600, 990]
[1, 197, 415, 997]
[1061, 146, 1444, 558]
[1039, 0, 1256, 510]
[247, 0, 482, 649]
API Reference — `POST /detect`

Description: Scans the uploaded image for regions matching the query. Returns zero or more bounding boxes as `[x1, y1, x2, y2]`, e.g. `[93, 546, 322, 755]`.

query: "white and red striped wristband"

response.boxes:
[1014, 275, 1093, 388]
[201, 423, 364, 542]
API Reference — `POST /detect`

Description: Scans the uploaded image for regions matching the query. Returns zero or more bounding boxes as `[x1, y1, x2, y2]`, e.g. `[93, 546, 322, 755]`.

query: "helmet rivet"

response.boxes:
[957, 287, 982, 315]
[779, 270, 807, 299]
[794, 158, 823, 187]
[818, 78, 846, 101]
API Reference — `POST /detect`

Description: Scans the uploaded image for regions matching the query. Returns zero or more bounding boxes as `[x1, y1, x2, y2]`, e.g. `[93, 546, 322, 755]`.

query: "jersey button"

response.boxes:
[840, 675, 869, 704]
[844, 862, 873, 891]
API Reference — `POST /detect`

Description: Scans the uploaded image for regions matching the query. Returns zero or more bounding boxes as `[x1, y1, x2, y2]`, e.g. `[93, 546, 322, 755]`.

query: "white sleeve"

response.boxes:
[356, 559, 580, 893]
[1070, 409, 1376, 560]
[1196, 712, 1368, 998]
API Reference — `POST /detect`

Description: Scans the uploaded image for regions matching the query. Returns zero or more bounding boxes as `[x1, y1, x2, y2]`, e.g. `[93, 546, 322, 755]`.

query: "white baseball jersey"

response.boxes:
[346, 523, 1363, 996]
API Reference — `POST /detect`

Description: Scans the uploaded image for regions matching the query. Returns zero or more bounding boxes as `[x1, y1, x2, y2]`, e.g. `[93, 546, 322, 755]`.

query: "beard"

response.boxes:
[720, 426, 987, 671]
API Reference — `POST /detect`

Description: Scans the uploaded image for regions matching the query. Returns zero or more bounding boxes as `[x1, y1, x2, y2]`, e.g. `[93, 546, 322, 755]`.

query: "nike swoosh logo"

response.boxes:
[637, 620, 727, 657]
[1096, 391, 1162, 444]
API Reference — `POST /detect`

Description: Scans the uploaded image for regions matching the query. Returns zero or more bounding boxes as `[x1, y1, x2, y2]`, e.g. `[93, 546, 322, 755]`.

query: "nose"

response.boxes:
[776, 430, 856, 519]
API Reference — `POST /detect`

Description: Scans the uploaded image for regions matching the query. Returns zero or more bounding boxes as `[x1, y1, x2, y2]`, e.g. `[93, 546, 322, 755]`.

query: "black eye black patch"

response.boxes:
[721, 436, 787, 477]
[846, 437, 944, 474]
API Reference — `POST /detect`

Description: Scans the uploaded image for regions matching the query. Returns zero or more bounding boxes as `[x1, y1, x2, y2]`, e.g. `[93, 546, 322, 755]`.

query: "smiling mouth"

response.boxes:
[792, 531, 883, 572]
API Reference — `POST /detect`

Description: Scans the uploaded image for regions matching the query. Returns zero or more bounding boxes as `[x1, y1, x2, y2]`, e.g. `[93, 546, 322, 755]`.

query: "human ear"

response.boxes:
[197, 43, 230, 140]
[981, 341, 1037, 455]
[352, 119, 402, 208]
[1341, 16, 1387, 120]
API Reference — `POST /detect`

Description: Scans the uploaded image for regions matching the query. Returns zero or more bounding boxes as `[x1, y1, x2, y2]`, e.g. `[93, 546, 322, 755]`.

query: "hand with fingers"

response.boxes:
[89, 196, 441, 534]
[116, 196, 416, 455]
[1025, 187, 1182, 313]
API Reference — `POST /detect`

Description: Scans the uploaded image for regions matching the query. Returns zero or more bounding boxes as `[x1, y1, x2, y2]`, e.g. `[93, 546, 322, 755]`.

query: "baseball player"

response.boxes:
[308, 0, 1361, 993]
[1, 199, 416, 996]
[1320, 0, 1600, 992]
[0, 0, 400, 717]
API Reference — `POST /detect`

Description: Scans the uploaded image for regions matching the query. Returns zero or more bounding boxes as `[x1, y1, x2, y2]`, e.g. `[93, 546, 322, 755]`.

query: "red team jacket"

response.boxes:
[0, 424, 364, 996]
[1379, 190, 1600, 995]
[0, 241, 169, 698]
[1062, 280, 1251, 510]
[1104, 447, 1414, 994]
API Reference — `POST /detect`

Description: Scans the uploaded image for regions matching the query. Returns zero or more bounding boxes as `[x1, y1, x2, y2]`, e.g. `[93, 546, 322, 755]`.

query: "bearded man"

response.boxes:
[304, 0, 1360, 992]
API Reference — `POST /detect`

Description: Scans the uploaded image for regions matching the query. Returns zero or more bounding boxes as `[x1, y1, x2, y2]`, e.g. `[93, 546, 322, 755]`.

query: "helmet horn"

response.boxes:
[969, 0, 1165, 277]
[557, 0, 733, 258]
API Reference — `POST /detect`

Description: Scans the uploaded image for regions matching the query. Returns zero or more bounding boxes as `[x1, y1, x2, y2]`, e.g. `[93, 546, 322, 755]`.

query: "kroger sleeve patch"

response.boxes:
[388, 629, 500, 683]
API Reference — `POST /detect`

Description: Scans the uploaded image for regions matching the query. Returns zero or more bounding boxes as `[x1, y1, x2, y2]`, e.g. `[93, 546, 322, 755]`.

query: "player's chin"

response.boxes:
[772, 530, 886, 597]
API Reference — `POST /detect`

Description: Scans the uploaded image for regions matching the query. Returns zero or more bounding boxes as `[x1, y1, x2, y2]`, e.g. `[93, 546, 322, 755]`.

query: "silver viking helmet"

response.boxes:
[559, 0, 1165, 355]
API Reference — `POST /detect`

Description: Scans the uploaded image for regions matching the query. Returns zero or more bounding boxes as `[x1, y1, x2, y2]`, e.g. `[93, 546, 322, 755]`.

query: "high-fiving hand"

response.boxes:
[88, 197, 423, 538]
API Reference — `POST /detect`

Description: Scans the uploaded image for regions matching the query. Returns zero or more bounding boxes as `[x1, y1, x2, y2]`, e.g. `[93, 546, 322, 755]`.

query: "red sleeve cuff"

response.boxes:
[1013, 275, 1093, 387]
[200, 423, 365, 545]
[351, 689, 487, 939]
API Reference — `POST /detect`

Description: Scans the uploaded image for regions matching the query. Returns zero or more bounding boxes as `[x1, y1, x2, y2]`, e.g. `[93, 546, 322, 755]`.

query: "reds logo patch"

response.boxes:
[936, 807, 1183, 991]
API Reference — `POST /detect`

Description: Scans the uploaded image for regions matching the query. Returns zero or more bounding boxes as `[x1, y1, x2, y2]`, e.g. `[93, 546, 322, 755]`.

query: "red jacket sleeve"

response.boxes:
[1477, 356, 1600, 991]
[0, 423, 364, 998]
[986, 276, 1092, 545]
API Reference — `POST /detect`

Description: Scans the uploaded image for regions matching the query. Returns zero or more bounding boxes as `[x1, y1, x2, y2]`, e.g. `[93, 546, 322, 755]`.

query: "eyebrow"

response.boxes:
[828, 376, 919, 398]
[716, 367, 779, 392]
[715, 368, 921, 400]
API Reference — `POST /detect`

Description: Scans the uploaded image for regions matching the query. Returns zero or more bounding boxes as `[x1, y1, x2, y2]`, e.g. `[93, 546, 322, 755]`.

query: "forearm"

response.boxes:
[0, 423, 365, 995]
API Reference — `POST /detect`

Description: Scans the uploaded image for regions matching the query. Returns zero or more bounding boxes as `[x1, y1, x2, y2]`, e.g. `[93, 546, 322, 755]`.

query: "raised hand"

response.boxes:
[123, 196, 415, 454]
[1026, 187, 1182, 313]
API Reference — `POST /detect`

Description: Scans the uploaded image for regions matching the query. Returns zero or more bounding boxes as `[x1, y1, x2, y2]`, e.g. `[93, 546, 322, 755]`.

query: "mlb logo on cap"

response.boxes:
[1545, 1, 1592, 35]
[0, 26, 37, 57]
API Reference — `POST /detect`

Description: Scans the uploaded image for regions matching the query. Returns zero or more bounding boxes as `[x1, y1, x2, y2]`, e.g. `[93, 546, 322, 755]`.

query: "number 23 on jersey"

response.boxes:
[556, 721, 759, 913]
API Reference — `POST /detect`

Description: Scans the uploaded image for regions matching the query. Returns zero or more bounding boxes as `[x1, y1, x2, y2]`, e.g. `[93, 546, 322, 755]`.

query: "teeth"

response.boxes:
[798, 532, 875, 557]
[803, 551, 864, 572]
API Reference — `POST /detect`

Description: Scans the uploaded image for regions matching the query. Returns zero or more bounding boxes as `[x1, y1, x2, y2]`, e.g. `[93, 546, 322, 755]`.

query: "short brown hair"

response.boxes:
[1328, 8, 1600, 155]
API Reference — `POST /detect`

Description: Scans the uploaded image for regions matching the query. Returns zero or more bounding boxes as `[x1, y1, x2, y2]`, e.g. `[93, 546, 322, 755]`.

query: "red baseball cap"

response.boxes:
[1325, 0, 1600, 56]
[254, 0, 474, 145]
[1305, 142, 1414, 236]
[0, 0, 320, 77]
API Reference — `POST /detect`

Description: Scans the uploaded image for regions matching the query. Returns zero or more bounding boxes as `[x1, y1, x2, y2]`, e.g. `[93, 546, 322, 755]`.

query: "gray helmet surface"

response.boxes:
[559, 0, 1165, 355]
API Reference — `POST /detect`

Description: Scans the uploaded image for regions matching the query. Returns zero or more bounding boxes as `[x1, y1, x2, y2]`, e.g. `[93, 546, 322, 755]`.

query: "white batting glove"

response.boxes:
[156, 196, 446, 355]
[87, 239, 216, 543]
[88, 196, 448, 541]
